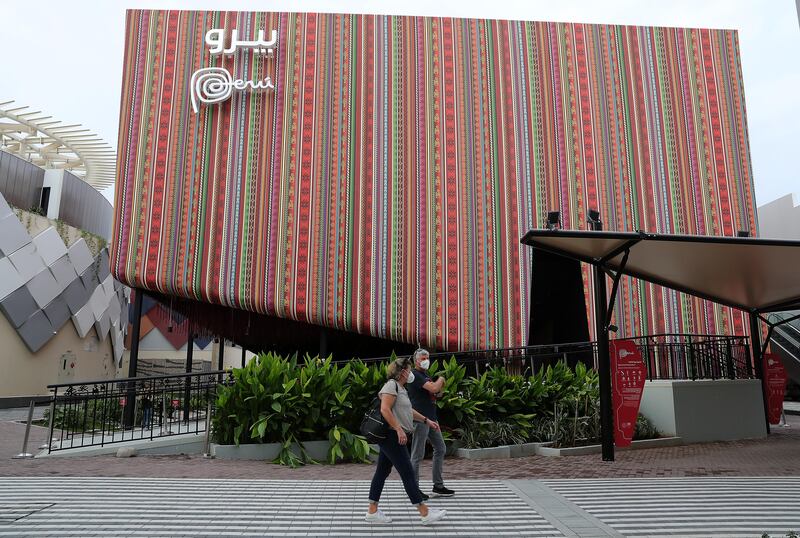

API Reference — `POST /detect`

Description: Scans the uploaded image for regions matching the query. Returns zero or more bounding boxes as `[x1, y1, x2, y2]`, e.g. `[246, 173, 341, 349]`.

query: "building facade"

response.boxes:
[0, 104, 127, 404]
[112, 11, 757, 353]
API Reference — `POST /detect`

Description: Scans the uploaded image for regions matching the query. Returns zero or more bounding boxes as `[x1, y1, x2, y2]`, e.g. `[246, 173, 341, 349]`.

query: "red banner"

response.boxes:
[763, 353, 787, 424]
[610, 340, 647, 447]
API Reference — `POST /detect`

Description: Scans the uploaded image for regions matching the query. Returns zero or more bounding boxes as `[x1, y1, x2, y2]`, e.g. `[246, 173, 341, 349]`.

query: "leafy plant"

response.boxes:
[634, 414, 660, 440]
[212, 352, 614, 465]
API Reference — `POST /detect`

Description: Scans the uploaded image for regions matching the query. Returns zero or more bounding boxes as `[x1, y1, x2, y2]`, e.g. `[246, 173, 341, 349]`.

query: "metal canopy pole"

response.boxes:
[241, 345, 246, 368]
[749, 313, 771, 434]
[217, 338, 225, 382]
[184, 331, 194, 423]
[123, 290, 144, 429]
[589, 219, 614, 461]
[127, 291, 143, 378]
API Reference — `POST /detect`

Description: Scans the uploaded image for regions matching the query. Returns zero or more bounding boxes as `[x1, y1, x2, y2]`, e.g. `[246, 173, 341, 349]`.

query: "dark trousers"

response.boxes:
[368, 430, 423, 505]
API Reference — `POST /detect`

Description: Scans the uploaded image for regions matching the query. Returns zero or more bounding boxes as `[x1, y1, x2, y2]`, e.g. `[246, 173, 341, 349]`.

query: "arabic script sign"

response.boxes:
[190, 28, 277, 113]
[610, 339, 647, 447]
[763, 353, 787, 424]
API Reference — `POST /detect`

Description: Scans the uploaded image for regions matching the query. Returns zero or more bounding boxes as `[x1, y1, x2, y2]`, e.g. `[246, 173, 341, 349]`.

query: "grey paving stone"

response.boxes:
[0, 213, 31, 257]
[0, 285, 39, 328]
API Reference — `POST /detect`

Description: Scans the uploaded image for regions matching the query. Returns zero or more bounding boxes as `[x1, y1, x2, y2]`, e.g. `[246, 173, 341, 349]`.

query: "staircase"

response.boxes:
[768, 311, 800, 400]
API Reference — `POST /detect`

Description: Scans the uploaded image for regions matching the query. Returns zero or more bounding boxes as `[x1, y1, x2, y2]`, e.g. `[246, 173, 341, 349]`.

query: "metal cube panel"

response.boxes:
[107, 295, 122, 324]
[98, 249, 111, 281]
[0, 285, 38, 328]
[112, 327, 124, 364]
[49, 255, 78, 290]
[94, 309, 111, 340]
[17, 310, 54, 353]
[101, 274, 115, 301]
[43, 295, 71, 331]
[62, 278, 90, 315]
[0, 192, 12, 219]
[0, 257, 24, 301]
[32, 227, 68, 266]
[67, 239, 93, 274]
[8, 243, 45, 282]
[71, 303, 95, 338]
[0, 214, 31, 257]
[89, 285, 106, 321]
[80, 266, 101, 296]
[26, 268, 61, 309]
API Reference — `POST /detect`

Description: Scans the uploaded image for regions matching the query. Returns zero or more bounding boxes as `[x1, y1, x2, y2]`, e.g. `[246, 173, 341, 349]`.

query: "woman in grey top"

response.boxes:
[365, 357, 447, 525]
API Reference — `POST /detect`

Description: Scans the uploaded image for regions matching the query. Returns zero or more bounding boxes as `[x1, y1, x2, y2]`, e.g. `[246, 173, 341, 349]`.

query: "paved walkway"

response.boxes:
[2, 413, 799, 478]
[1, 477, 799, 537]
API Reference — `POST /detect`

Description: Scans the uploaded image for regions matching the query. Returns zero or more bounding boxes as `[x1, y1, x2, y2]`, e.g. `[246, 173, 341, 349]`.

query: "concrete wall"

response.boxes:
[0, 151, 44, 211]
[0, 310, 118, 401]
[640, 379, 767, 442]
[757, 193, 800, 240]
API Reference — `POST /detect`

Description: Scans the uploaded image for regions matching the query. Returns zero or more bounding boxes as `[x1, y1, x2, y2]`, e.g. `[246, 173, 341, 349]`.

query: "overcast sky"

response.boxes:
[1, 0, 798, 206]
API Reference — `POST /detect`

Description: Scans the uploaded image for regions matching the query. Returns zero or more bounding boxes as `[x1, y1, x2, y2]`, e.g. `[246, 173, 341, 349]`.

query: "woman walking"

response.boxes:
[366, 357, 447, 525]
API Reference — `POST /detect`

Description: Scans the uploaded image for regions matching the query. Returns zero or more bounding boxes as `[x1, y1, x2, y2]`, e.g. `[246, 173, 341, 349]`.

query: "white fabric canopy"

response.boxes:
[520, 230, 800, 313]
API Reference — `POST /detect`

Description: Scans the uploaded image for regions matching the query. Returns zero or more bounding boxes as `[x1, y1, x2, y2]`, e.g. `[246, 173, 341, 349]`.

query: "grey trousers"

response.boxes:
[410, 421, 446, 488]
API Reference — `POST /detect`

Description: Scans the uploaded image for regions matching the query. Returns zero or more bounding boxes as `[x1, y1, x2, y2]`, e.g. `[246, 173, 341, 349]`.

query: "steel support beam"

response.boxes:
[749, 313, 771, 434]
[123, 290, 143, 429]
[217, 338, 225, 382]
[590, 220, 614, 461]
[183, 331, 194, 423]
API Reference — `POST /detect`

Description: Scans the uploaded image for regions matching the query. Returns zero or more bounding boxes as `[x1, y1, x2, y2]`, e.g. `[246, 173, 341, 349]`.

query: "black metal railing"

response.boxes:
[359, 340, 597, 377]
[358, 333, 752, 381]
[627, 334, 753, 380]
[46, 370, 231, 453]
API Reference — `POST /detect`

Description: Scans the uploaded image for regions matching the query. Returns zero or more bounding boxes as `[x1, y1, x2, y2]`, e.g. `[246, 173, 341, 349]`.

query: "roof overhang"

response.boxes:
[520, 230, 800, 314]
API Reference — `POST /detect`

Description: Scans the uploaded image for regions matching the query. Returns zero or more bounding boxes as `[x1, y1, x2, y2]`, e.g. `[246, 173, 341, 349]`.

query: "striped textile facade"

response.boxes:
[112, 10, 757, 351]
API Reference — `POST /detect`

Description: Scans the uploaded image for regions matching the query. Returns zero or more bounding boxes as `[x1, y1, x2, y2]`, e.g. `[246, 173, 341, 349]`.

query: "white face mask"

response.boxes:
[419, 359, 430, 370]
[405, 371, 415, 384]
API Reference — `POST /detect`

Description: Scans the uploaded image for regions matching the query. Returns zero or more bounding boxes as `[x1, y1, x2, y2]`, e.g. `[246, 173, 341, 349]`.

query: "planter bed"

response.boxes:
[534, 436, 682, 457]
[454, 437, 682, 459]
[212, 440, 331, 460]
[456, 442, 548, 460]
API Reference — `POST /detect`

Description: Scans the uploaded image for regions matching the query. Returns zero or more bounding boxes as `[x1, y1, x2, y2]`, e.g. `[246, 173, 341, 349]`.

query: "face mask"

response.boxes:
[406, 371, 415, 384]
[419, 359, 430, 370]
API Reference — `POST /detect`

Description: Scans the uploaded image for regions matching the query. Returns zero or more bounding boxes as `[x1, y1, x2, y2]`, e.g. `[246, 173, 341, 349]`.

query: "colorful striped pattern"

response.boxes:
[112, 10, 757, 350]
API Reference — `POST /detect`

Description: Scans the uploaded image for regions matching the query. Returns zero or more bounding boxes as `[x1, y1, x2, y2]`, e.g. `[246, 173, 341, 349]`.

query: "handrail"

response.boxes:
[47, 369, 227, 390]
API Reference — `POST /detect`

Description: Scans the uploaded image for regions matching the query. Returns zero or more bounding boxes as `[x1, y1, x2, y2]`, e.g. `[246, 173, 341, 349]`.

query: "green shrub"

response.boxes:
[634, 414, 660, 440]
[213, 352, 611, 464]
[213, 353, 380, 466]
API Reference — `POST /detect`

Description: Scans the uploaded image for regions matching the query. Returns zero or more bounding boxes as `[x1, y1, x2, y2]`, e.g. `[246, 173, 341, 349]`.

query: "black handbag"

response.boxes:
[359, 380, 397, 441]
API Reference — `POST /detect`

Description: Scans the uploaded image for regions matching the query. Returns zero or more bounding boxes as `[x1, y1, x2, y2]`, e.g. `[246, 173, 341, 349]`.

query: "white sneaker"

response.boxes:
[421, 508, 447, 525]
[365, 509, 392, 523]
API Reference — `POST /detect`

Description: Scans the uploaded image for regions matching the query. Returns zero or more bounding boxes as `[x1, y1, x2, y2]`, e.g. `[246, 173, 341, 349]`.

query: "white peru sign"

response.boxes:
[190, 28, 277, 113]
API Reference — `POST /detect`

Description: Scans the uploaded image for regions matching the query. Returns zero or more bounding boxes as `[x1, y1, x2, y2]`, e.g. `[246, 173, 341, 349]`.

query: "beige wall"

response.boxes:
[119, 346, 256, 377]
[0, 317, 118, 398]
